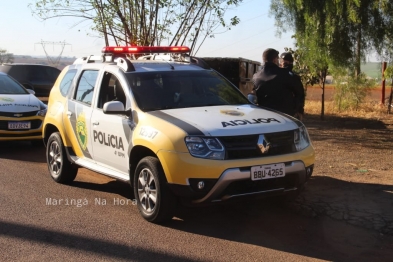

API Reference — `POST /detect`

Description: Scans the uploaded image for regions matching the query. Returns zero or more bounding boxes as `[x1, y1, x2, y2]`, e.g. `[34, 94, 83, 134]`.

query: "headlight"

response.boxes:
[294, 125, 310, 151]
[37, 101, 47, 117]
[185, 136, 225, 160]
[37, 108, 47, 117]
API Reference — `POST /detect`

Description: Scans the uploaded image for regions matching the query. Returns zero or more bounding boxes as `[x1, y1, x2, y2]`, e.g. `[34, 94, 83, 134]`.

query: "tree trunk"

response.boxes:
[320, 68, 327, 120]
[355, 25, 362, 77]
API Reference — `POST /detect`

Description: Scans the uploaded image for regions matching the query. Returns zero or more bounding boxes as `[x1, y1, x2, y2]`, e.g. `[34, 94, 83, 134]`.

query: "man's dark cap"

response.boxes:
[262, 48, 279, 62]
[280, 52, 294, 63]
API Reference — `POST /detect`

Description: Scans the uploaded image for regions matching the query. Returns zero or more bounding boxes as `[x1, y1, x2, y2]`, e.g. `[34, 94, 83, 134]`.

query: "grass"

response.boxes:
[305, 100, 390, 119]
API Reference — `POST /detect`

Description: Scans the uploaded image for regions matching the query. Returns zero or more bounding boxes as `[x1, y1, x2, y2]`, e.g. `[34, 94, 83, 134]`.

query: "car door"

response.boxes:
[90, 71, 131, 175]
[63, 69, 99, 161]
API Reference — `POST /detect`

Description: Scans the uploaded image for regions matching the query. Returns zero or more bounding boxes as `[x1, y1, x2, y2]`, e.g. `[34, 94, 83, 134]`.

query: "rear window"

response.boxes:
[0, 75, 29, 94]
[29, 66, 60, 82]
[0, 65, 60, 82]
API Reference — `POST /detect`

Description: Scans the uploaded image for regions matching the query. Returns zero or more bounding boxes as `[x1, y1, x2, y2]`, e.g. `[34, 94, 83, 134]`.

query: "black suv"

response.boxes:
[0, 64, 61, 97]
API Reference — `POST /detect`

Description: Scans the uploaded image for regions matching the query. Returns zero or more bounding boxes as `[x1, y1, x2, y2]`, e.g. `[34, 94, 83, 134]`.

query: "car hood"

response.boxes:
[0, 94, 42, 112]
[150, 105, 299, 136]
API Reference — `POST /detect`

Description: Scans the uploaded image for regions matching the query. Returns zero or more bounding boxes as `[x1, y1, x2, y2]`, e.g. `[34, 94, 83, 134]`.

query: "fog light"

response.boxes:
[197, 181, 205, 190]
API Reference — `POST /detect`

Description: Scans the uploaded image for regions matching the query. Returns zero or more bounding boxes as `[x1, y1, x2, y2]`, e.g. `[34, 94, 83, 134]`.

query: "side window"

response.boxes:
[97, 72, 126, 109]
[75, 70, 99, 106]
[59, 69, 77, 97]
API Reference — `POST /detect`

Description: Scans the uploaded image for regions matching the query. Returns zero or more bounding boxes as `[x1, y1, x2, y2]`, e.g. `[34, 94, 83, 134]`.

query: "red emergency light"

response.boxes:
[102, 46, 190, 54]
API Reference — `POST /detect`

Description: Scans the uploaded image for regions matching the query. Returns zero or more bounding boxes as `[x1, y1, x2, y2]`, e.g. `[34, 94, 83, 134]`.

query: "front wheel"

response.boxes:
[46, 132, 78, 184]
[133, 156, 176, 223]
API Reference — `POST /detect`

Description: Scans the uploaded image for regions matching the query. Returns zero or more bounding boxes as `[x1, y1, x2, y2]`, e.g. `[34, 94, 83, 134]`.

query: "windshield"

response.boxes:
[126, 70, 250, 111]
[0, 75, 29, 95]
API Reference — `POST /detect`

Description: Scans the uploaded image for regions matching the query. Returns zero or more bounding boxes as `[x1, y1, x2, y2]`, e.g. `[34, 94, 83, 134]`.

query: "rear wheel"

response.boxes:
[46, 132, 78, 183]
[133, 156, 176, 223]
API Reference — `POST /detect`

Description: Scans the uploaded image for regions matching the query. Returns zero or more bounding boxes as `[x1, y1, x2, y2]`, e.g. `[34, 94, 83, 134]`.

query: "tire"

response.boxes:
[133, 156, 176, 223]
[46, 132, 78, 184]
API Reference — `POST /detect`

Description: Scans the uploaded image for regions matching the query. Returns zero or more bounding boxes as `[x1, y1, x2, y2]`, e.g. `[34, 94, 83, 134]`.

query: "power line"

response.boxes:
[35, 40, 72, 67]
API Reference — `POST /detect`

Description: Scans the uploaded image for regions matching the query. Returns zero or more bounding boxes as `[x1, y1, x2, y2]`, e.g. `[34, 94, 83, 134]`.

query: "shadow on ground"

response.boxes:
[303, 114, 393, 150]
[61, 174, 393, 261]
[0, 141, 46, 163]
[303, 113, 390, 130]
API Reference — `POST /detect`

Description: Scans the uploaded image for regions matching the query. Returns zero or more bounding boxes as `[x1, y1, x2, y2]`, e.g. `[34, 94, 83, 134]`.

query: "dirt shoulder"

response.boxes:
[293, 113, 393, 235]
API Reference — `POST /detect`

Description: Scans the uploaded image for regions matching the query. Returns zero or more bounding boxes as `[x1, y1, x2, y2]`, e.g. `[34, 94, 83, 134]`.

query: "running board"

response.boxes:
[71, 156, 130, 182]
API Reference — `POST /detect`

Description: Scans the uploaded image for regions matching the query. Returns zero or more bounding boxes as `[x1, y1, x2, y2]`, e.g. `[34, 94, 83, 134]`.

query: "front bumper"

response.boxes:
[168, 161, 314, 204]
[0, 117, 44, 141]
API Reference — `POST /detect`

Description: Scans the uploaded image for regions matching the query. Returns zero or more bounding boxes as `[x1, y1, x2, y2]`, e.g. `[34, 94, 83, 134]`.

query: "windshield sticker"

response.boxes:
[222, 118, 281, 127]
[76, 112, 88, 150]
[139, 127, 159, 139]
[220, 110, 244, 116]
[93, 130, 124, 151]
[0, 97, 14, 102]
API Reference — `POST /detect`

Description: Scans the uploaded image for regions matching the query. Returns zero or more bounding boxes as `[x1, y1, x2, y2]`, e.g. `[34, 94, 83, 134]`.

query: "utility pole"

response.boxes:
[382, 61, 387, 105]
[35, 40, 72, 68]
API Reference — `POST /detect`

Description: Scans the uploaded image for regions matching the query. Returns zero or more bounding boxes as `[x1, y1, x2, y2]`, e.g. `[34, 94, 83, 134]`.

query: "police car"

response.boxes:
[0, 72, 47, 145]
[43, 46, 315, 223]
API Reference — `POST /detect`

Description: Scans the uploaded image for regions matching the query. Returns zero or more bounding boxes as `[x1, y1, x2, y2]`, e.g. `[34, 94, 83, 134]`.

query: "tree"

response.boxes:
[30, 0, 241, 55]
[271, 0, 392, 76]
[0, 48, 14, 64]
[270, 0, 393, 119]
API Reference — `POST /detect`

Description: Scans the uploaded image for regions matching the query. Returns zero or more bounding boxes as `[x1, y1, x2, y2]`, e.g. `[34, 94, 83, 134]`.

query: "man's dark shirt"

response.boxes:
[252, 62, 299, 116]
[289, 70, 305, 115]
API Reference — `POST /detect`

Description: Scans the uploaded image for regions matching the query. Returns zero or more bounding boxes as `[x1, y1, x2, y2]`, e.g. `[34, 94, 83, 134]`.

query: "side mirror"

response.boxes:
[103, 101, 127, 115]
[247, 93, 257, 104]
[27, 89, 36, 95]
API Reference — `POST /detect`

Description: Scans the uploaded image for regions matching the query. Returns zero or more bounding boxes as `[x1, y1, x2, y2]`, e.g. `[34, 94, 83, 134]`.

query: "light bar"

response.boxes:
[102, 46, 190, 54]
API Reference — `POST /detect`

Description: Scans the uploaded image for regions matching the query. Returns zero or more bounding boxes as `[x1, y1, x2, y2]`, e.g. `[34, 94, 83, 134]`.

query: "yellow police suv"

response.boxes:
[43, 46, 315, 223]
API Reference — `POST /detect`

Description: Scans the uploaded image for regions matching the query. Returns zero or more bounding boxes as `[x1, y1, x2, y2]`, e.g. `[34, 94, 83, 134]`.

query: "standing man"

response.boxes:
[252, 48, 300, 117]
[280, 52, 305, 120]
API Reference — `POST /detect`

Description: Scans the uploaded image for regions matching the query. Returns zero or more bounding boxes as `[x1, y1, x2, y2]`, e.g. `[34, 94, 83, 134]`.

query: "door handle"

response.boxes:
[93, 122, 99, 125]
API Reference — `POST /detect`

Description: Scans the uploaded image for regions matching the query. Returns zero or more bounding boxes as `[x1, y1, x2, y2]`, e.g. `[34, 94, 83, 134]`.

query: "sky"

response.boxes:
[0, 0, 295, 63]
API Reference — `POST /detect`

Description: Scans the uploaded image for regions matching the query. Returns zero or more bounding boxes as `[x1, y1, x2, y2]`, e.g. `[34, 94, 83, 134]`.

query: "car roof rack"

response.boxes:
[73, 46, 211, 71]
[73, 55, 103, 64]
[135, 53, 211, 70]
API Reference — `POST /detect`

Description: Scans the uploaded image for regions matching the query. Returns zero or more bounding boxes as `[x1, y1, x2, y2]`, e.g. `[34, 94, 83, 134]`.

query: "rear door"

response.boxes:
[63, 69, 99, 161]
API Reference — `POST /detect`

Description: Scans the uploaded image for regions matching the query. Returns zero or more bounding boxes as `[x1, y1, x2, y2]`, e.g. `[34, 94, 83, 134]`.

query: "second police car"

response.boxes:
[43, 46, 315, 223]
[0, 72, 47, 145]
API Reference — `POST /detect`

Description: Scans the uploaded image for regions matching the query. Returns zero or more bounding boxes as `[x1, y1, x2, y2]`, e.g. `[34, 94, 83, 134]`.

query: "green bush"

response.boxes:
[333, 72, 373, 111]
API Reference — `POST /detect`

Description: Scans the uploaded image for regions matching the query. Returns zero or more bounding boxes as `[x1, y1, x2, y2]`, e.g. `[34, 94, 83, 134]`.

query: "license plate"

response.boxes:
[8, 121, 31, 129]
[251, 163, 285, 181]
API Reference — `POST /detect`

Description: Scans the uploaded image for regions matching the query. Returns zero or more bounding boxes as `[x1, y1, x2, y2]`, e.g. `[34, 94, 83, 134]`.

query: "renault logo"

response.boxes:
[257, 134, 270, 154]
[14, 113, 23, 117]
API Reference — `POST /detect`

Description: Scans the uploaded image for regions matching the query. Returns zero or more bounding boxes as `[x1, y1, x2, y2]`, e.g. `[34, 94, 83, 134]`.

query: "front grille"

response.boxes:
[218, 173, 299, 199]
[218, 130, 296, 160]
[0, 119, 42, 131]
[0, 111, 39, 117]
